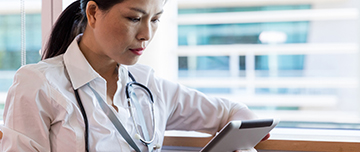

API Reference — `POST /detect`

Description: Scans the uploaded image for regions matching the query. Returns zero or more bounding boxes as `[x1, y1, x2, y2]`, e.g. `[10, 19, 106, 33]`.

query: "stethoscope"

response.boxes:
[73, 70, 157, 152]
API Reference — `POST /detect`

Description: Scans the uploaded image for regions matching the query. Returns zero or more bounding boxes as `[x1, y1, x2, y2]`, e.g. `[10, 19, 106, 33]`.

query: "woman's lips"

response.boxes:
[130, 48, 145, 55]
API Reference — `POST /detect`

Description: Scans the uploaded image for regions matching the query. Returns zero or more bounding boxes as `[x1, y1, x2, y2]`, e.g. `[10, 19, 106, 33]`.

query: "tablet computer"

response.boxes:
[200, 119, 279, 152]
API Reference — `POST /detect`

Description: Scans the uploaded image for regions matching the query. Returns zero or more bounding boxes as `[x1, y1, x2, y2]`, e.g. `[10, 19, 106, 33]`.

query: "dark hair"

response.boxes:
[42, 0, 123, 60]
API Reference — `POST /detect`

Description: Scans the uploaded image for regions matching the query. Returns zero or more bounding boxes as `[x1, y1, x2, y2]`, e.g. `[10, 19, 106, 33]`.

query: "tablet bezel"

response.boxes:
[200, 119, 279, 152]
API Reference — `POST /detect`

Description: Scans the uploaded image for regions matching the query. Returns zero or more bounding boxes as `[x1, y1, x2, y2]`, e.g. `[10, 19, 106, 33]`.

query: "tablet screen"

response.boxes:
[200, 119, 279, 152]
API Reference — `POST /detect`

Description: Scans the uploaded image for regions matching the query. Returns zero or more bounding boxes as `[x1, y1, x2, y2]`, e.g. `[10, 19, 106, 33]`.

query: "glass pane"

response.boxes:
[255, 55, 305, 77]
[179, 5, 311, 14]
[178, 22, 309, 46]
[178, 56, 231, 77]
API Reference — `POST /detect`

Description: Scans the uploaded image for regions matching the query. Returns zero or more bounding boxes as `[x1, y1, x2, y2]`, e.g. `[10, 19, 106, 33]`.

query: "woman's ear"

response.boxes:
[85, 1, 99, 28]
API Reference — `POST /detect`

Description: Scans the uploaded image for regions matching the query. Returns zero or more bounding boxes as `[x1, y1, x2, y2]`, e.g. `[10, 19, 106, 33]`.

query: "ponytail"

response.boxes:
[42, 0, 86, 60]
[42, 0, 127, 60]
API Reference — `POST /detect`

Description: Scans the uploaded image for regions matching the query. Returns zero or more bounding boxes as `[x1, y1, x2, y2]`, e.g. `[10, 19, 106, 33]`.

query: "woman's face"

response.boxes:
[90, 0, 164, 65]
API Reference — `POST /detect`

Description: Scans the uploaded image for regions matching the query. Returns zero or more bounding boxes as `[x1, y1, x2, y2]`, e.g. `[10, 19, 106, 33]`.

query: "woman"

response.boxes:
[1, 0, 266, 151]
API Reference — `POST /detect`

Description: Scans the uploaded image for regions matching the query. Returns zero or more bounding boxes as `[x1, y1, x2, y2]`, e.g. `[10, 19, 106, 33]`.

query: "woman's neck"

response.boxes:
[78, 33, 118, 79]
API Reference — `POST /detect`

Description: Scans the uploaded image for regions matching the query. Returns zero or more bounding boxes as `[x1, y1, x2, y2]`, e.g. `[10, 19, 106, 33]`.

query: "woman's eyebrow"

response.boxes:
[130, 7, 164, 16]
[155, 10, 164, 16]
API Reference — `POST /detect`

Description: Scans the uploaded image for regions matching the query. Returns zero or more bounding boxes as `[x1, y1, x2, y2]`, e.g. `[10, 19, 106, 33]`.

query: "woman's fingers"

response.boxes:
[261, 133, 270, 141]
[232, 133, 270, 152]
[234, 148, 258, 152]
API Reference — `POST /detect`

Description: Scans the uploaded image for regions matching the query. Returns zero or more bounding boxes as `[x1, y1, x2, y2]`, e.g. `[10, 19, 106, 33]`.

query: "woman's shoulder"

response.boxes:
[15, 55, 66, 85]
[19, 55, 63, 72]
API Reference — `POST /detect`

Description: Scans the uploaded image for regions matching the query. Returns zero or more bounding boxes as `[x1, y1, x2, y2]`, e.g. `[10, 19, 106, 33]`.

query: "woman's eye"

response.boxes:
[152, 19, 160, 23]
[127, 17, 140, 22]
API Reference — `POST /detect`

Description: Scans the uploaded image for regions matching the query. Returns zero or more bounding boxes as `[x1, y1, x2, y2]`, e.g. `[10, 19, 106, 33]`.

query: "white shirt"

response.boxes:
[1, 36, 257, 152]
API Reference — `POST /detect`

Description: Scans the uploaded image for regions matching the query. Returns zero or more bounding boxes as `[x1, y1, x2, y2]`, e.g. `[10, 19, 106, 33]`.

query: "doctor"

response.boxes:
[1, 0, 267, 151]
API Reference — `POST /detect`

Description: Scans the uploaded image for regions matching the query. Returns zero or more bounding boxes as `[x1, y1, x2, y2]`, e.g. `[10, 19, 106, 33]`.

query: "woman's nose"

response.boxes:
[137, 23, 151, 41]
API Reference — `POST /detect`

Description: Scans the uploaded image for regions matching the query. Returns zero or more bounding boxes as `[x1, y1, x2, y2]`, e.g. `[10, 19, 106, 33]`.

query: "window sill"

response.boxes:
[163, 128, 360, 152]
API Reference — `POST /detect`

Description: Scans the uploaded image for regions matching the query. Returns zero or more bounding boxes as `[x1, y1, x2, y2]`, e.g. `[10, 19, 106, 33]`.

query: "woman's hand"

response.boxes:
[234, 148, 257, 152]
[233, 133, 270, 152]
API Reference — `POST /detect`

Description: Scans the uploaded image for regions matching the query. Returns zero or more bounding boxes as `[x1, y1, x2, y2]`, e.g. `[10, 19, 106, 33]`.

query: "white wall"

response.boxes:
[137, 0, 179, 81]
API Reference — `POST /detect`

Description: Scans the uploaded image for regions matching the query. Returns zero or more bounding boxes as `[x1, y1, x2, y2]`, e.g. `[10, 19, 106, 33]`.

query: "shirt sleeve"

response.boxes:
[149, 73, 258, 135]
[1, 66, 55, 152]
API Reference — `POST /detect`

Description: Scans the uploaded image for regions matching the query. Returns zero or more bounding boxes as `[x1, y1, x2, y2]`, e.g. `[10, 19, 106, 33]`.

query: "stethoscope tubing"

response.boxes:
[126, 73, 156, 145]
[126, 82, 154, 103]
[74, 89, 89, 152]
[74, 71, 156, 152]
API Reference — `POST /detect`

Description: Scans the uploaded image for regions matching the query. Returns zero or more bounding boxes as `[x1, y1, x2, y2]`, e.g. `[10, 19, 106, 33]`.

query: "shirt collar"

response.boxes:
[63, 34, 100, 90]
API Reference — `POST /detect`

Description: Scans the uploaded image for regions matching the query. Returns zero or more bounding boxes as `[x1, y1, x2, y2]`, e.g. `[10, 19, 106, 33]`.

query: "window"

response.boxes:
[174, 0, 360, 129]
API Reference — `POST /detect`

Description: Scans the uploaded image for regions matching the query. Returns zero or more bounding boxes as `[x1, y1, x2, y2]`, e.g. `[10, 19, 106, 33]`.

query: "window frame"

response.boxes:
[41, 0, 63, 52]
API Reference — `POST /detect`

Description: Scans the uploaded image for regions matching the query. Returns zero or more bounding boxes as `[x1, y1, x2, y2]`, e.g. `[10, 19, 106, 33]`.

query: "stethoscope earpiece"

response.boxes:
[153, 144, 161, 150]
[134, 134, 142, 140]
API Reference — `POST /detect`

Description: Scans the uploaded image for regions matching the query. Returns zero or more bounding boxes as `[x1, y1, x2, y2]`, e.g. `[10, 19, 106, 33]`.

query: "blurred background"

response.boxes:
[1, 0, 360, 130]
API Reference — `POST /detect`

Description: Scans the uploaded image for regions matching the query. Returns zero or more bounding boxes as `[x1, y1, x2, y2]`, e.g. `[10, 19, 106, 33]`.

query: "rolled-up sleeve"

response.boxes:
[150, 74, 257, 135]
